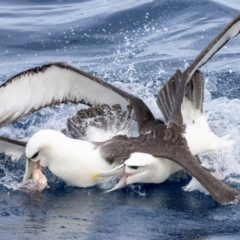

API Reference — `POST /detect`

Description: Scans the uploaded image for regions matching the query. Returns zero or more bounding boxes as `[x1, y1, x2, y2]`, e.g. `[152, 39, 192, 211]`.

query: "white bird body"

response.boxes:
[185, 118, 228, 153]
[25, 130, 112, 187]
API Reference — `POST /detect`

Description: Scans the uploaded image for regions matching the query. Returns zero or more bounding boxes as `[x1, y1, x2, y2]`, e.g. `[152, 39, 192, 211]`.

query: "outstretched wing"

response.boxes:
[0, 137, 26, 160]
[0, 62, 156, 152]
[157, 69, 204, 123]
[138, 133, 240, 204]
[0, 62, 133, 128]
[157, 14, 240, 130]
[186, 14, 240, 82]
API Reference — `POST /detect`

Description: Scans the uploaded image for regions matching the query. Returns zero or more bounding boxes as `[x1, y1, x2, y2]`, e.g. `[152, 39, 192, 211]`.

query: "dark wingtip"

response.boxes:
[185, 69, 204, 112]
[0, 136, 27, 147]
[157, 69, 183, 122]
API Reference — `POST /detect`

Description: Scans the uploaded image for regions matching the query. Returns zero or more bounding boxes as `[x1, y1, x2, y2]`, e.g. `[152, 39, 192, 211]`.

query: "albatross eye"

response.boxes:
[128, 166, 139, 170]
[30, 152, 39, 159]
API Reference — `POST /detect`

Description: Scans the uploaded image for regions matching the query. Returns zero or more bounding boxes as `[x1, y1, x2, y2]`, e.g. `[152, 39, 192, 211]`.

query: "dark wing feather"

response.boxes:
[0, 137, 26, 147]
[140, 134, 240, 204]
[157, 69, 204, 123]
[100, 124, 240, 204]
[158, 14, 240, 128]
[186, 14, 240, 83]
[102, 129, 239, 204]
[185, 69, 204, 112]
[157, 69, 184, 123]
[0, 136, 26, 158]
[61, 104, 129, 139]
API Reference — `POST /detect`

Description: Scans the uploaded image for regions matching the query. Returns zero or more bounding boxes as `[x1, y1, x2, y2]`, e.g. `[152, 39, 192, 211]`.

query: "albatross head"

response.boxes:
[23, 129, 67, 183]
[102, 152, 182, 192]
[124, 153, 162, 184]
[23, 129, 106, 188]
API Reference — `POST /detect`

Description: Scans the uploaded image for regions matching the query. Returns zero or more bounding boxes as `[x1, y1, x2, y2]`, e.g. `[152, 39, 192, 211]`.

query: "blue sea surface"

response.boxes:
[1, 0, 240, 239]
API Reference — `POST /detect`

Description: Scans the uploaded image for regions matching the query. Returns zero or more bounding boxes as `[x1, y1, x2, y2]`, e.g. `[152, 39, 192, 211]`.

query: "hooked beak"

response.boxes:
[22, 158, 35, 182]
[99, 164, 131, 193]
[99, 164, 125, 177]
[22, 158, 43, 182]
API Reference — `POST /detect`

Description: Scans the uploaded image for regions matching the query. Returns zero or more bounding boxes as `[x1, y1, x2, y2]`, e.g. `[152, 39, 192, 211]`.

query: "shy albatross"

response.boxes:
[0, 15, 240, 203]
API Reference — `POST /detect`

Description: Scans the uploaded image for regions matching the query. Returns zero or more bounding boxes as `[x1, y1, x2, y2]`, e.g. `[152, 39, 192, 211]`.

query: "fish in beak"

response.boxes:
[22, 158, 47, 191]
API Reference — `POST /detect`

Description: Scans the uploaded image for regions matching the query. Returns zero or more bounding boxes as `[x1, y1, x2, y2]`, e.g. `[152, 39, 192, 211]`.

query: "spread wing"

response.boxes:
[157, 14, 240, 129]
[157, 69, 204, 124]
[0, 62, 156, 156]
[0, 62, 156, 134]
[0, 62, 133, 128]
[138, 133, 240, 204]
[187, 14, 240, 82]
[0, 137, 26, 160]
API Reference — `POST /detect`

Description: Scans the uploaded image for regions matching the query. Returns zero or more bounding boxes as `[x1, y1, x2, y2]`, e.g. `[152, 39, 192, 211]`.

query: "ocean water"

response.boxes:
[1, 0, 240, 239]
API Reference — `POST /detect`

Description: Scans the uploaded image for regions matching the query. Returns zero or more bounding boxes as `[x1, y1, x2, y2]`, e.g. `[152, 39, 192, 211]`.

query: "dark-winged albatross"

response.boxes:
[101, 15, 240, 203]
[99, 14, 240, 201]
[0, 15, 240, 203]
[101, 70, 231, 194]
